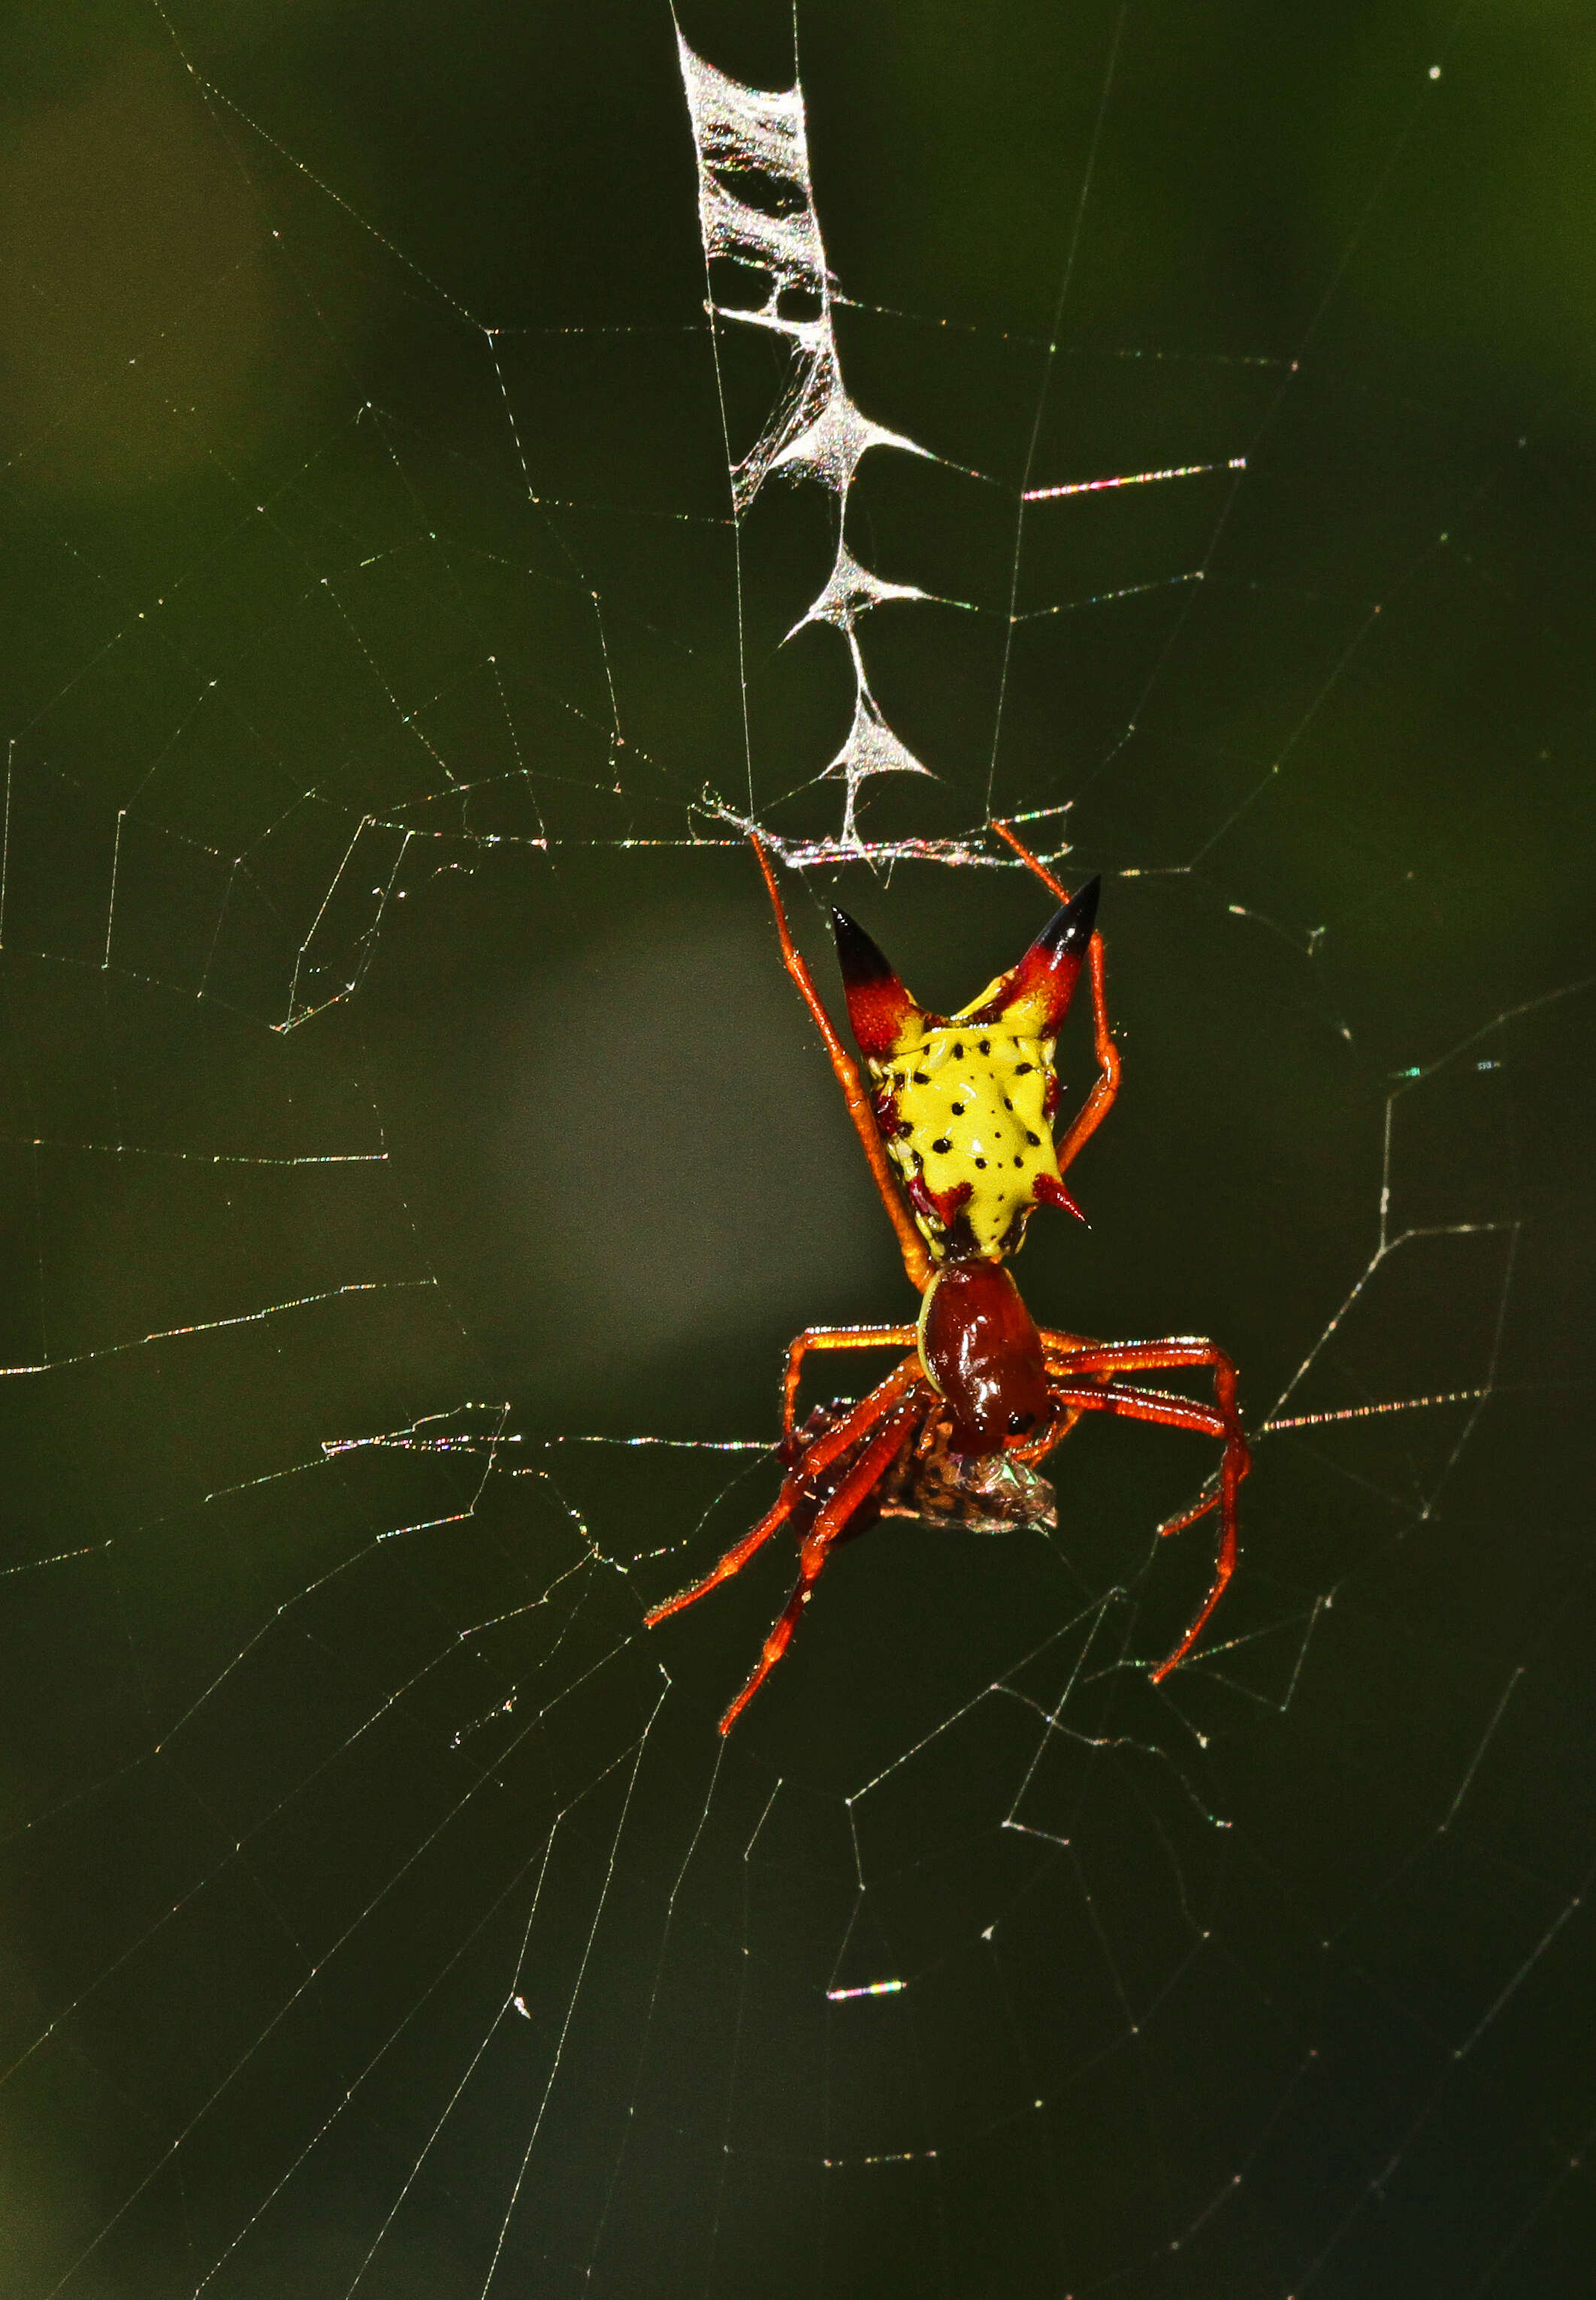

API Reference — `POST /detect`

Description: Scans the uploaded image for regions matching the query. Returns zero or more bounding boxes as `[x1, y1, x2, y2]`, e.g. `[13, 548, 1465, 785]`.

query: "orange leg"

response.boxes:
[644, 1359, 920, 1630]
[991, 819, 1120, 1174]
[718, 1400, 922, 1733]
[1010, 1334, 1110, 1460]
[750, 835, 933, 1294]
[1038, 1335, 1250, 1681]
[781, 1325, 919, 1438]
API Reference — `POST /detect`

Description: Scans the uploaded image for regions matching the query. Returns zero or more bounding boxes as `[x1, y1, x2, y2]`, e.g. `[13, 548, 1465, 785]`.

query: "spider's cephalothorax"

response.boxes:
[830, 881, 1099, 1263]
[645, 829, 1250, 1735]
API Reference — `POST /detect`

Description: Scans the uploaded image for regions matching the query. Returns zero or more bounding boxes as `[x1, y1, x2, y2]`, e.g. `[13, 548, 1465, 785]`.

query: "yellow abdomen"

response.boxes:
[870, 1023, 1057, 1260]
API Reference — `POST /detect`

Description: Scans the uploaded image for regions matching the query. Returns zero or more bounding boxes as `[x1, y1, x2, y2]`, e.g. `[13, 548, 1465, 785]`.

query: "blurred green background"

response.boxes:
[0, 2, 1591, 2294]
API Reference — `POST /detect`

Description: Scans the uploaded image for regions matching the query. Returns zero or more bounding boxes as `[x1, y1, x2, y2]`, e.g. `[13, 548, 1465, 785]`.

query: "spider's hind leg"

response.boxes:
[991, 819, 1120, 1174]
[749, 836, 932, 1294]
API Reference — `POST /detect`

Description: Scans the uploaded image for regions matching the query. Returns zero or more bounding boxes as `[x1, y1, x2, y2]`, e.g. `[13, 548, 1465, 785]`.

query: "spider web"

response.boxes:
[2, 3, 1593, 2295]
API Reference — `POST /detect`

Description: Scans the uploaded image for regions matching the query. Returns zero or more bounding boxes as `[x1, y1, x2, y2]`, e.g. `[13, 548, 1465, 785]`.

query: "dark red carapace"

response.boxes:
[920, 1259, 1050, 1451]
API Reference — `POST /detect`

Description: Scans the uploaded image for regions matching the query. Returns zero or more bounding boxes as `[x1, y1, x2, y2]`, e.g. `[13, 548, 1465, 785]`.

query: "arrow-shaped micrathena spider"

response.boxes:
[646, 823, 1250, 1733]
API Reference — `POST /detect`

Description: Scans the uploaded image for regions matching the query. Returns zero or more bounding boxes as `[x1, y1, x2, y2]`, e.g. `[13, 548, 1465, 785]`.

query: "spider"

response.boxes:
[645, 824, 1250, 1733]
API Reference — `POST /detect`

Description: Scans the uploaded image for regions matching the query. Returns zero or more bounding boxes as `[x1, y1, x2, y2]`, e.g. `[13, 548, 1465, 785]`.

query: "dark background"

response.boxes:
[0, 2, 1591, 2294]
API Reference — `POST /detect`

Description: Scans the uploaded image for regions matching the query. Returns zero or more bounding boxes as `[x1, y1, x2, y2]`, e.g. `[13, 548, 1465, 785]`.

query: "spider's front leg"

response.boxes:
[718, 1398, 921, 1735]
[779, 1324, 919, 1439]
[1037, 1334, 1251, 1681]
[645, 1359, 925, 1730]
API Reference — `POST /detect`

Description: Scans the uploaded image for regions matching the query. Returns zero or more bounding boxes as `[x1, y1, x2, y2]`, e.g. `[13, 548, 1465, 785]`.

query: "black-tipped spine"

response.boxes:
[830, 907, 916, 1059]
[1033, 875, 1100, 965]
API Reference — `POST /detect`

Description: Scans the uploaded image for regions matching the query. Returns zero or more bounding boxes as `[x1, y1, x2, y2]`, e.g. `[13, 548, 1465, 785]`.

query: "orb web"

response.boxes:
[0, 6, 1591, 2298]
